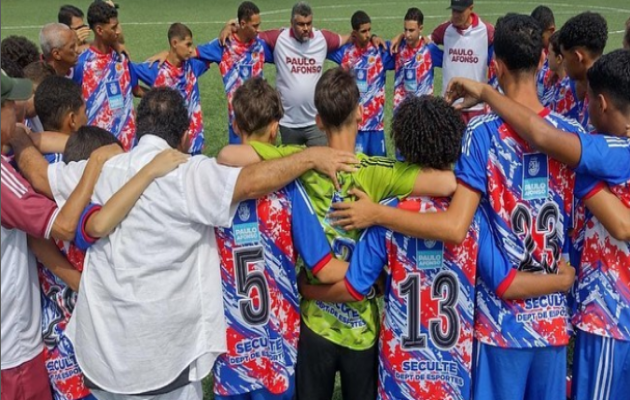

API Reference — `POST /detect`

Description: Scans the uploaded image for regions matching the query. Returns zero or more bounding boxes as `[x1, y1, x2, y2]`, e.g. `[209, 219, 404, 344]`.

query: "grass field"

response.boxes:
[2, 0, 629, 398]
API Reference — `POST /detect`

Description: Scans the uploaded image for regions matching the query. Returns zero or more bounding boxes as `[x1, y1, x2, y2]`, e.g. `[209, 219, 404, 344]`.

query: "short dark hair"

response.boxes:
[23, 61, 55, 85]
[530, 5, 555, 31]
[1, 36, 41, 71]
[559, 12, 608, 56]
[494, 13, 543, 73]
[64, 126, 121, 162]
[315, 67, 360, 130]
[404, 7, 424, 25]
[87, 1, 118, 30]
[1, 58, 25, 78]
[233, 77, 283, 136]
[291, 2, 312, 20]
[549, 30, 561, 55]
[587, 49, 630, 112]
[168, 23, 193, 43]
[136, 87, 189, 149]
[392, 96, 465, 169]
[35, 76, 84, 131]
[58, 4, 84, 26]
[351, 11, 371, 31]
[237, 1, 260, 23]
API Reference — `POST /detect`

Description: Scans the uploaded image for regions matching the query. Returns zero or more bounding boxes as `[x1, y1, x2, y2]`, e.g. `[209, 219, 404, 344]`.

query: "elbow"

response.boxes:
[315, 270, 337, 285]
[87, 220, 109, 239]
[443, 221, 468, 245]
[53, 220, 75, 242]
[609, 222, 630, 242]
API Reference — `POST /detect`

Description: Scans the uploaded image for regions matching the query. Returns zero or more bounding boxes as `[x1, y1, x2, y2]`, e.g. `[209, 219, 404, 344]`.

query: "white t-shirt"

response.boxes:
[48, 135, 241, 394]
[261, 28, 341, 128]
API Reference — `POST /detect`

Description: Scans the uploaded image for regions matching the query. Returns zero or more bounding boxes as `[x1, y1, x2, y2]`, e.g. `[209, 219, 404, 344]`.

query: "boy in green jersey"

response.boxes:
[217, 67, 458, 400]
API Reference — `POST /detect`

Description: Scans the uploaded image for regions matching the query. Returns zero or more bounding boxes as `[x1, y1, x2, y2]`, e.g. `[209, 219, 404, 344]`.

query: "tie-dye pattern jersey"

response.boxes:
[328, 42, 394, 131]
[393, 39, 442, 109]
[345, 199, 506, 400]
[213, 181, 332, 396]
[72, 47, 138, 151]
[573, 134, 630, 341]
[455, 110, 583, 348]
[134, 60, 210, 155]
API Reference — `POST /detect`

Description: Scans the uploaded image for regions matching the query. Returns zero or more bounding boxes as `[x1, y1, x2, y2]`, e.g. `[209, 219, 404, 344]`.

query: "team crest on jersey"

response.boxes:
[240, 64, 252, 80]
[355, 68, 368, 93]
[234, 200, 260, 245]
[106, 81, 123, 110]
[404, 67, 417, 92]
[523, 153, 549, 200]
[416, 239, 444, 269]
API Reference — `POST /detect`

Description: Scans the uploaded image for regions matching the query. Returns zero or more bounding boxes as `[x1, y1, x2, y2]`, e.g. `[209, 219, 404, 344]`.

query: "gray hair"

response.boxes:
[39, 23, 72, 58]
[291, 2, 312, 20]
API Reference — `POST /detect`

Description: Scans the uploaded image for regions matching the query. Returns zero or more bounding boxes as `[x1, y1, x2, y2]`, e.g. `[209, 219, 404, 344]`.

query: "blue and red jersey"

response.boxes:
[550, 76, 579, 120]
[134, 59, 210, 155]
[455, 110, 583, 348]
[196, 35, 273, 132]
[345, 198, 507, 400]
[213, 181, 332, 396]
[393, 39, 442, 109]
[328, 42, 394, 132]
[573, 134, 630, 341]
[72, 47, 138, 151]
[536, 51, 554, 107]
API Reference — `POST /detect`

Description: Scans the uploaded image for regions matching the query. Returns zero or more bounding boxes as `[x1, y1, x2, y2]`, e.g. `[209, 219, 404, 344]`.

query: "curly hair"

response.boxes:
[1, 58, 25, 78]
[587, 49, 630, 113]
[392, 96, 465, 170]
[1, 36, 41, 71]
[87, 0, 118, 30]
[559, 12, 608, 56]
[494, 14, 543, 73]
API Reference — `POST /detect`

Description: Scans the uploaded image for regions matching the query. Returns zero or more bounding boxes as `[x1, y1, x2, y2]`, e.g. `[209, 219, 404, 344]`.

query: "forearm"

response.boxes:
[314, 259, 348, 284]
[502, 272, 570, 300]
[27, 236, 81, 291]
[217, 145, 262, 167]
[586, 189, 630, 241]
[301, 280, 356, 303]
[29, 132, 69, 155]
[11, 129, 53, 198]
[411, 169, 457, 197]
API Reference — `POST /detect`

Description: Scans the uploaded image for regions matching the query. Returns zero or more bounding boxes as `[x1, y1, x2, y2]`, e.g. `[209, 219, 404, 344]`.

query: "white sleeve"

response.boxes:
[47, 160, 88, 207]
[184, 157, 242, 228]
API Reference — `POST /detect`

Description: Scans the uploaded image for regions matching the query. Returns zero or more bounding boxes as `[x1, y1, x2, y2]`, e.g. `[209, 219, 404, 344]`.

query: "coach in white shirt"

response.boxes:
[11, 87, 357, 400]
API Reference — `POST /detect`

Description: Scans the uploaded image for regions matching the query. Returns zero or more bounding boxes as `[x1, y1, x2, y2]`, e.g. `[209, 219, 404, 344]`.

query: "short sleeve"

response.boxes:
[185, 157, 241, 227]
[48, 160, 88, 207]
[258, 29, 282, 50]
[475, 211, 516, 298]
[250, 142, 303, 161]
[196, 39, 224, 64]
[74, 203, 102, 252]
[356, 157, 421, 202]
[382, 43, 395, 71]
[1, 159, 59, 239]
[574, 172, 605, 200]
[327, 44, 346, 65]
[454, 121, 491, 194]
[262, 41, 274, 64]
[576, 134, 630, 185]
[344, 225, 389, 301]
[127, 58, 139, 88]
[428, 43, 444, 68]
[133, 62, 158, 87]
[431, 21, 450, 46]
[72, 53, 86, 86]
[289, 181, 332, 272]
[190, 58, 210, 77]
[321, 29, 341, 51]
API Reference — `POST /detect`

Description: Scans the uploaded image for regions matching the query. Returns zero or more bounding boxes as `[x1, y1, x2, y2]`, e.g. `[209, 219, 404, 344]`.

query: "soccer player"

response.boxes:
[558, 11, 608, 132]
[329, 14, 583, 399]
[429, 0, 495, 123]
[135, 23, 209, 155]
[1, 35, 41, 72]
[212, 77, 345, 400]
[445, 48, 630, 400]
[22, 61, 56, 133]
[300, 95, 575, 400]
[531, 5, 555, 106]
[392, 8, 442, 109]
[58, 4, 91, 53]
[217, 67, 457, 400]
[327, 10, 393, 156]
[545, 31, 578, 119]
[40, 23, 80, 77]
[72, 1, 141, 151]
[33, 76, 88, 163]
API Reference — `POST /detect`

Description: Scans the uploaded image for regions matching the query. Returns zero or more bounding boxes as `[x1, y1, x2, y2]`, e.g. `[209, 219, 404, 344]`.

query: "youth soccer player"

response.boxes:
[301, 95, 575, 400]
[329, 15, 583, 400]
[134, 23, 210, 155]
[217, 67, 457, 400]
[211, 77, 345, 400]
[327, 11, 393, 156]
[72, 1, 141, 151]
[546, 31, 578, 119]
[531, 5, 555, 106]
[445, 48, 630, 400]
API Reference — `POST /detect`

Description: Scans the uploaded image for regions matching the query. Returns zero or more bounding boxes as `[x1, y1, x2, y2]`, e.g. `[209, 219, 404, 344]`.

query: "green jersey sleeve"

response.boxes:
[354, 156, 421, 202]
[250, 142, 304, 160]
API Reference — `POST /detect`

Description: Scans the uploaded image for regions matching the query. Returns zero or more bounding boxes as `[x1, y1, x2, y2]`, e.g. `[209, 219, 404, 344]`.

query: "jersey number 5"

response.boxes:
[234, 246, 270, 325]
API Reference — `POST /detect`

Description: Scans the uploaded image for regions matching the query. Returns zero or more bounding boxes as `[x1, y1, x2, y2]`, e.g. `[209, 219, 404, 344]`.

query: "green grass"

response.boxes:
[1, 0, 628, 398]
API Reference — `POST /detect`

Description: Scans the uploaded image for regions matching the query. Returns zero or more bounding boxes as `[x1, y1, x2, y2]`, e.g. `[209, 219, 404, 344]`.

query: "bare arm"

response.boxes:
[313, 258, 349, 284]
[216, 144, 263, 167]
[27, 236, 81, 292]
[299, 275, 356, 303]
[410, 169, 457, 197]
[584, 186, 630, 241]
[502, 259, 575, 300]
[86, 150, 189, 238]
[29, 131, 69, 155]
[10, 126, 54, 197]
[331, 183, 481, 244]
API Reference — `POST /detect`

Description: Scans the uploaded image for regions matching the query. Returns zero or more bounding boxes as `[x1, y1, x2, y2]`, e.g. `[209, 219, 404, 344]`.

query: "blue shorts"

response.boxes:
[355, 130, 385, 157]
[572, 329, 630, 400]
[215, 376, 295, 400]
[228, 125, 242, 145]
[473, 341, 566, 400]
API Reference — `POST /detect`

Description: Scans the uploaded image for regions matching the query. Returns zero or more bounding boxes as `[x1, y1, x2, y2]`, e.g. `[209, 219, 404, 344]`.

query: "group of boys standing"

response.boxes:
[1, 0, 630, 400]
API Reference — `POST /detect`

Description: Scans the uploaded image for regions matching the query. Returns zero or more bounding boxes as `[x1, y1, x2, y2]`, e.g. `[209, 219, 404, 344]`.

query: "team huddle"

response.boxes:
[1, 0, 630, 400]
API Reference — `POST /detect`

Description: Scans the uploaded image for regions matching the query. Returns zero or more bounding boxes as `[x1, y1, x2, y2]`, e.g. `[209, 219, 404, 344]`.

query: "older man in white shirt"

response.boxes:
[11, 87, 356, 400]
